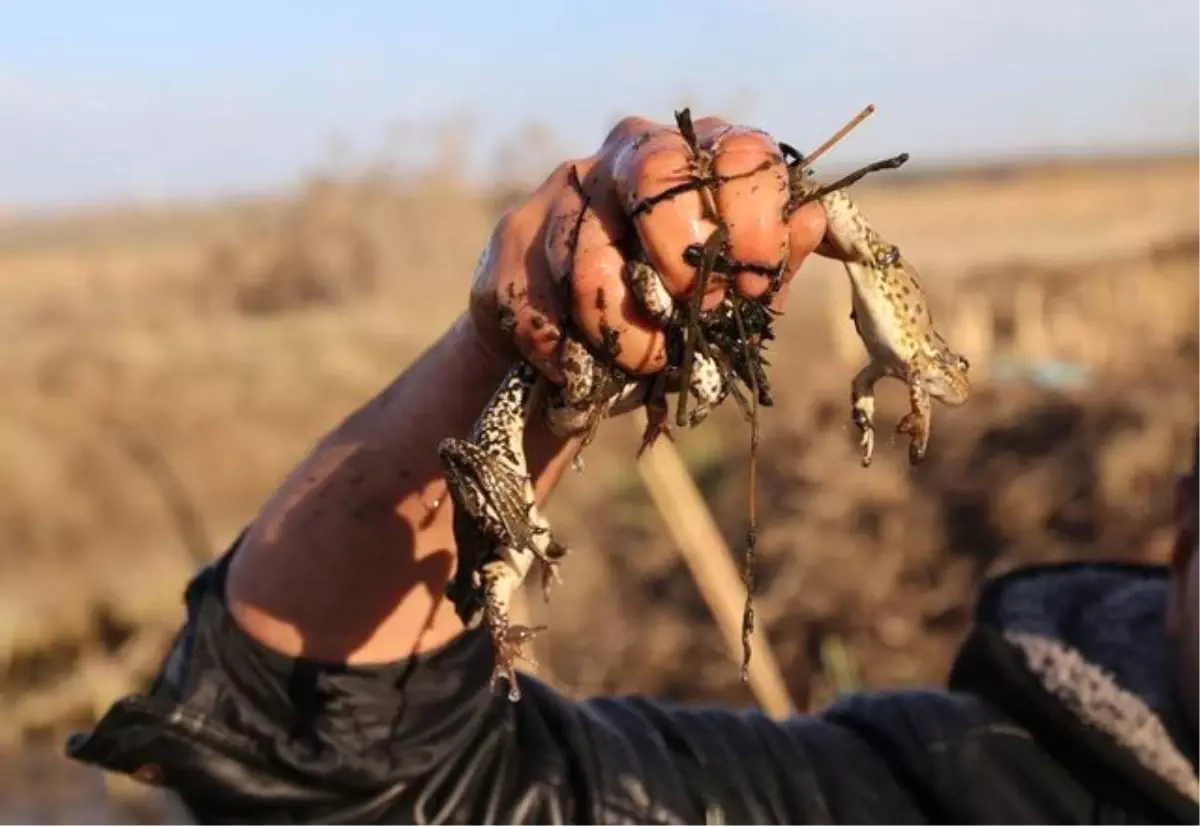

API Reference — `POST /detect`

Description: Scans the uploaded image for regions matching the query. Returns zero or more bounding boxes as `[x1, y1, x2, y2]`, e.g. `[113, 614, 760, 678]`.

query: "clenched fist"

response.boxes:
[466, 112, 831, 386]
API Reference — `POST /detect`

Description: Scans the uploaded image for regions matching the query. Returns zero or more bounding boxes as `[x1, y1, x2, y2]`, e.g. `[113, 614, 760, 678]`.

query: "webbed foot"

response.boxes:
[899, 378, 934, 466]
[896, 412, 930, 466]
[850, 363, 885, 468]
[851, 398, 877, 467]
[489, 624, 547, 702]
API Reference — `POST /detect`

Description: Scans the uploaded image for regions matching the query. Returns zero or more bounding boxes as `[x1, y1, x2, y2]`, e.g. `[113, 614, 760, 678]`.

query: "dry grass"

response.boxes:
[0, 150, 1196, 784]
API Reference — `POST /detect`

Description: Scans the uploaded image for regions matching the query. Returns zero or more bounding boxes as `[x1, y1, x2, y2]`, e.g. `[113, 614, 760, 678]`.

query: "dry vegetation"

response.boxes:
[0, 142, 1196, 821]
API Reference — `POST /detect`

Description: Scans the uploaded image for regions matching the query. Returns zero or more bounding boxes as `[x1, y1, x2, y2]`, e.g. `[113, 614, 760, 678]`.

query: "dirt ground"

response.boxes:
[0, 151, 1196, 822]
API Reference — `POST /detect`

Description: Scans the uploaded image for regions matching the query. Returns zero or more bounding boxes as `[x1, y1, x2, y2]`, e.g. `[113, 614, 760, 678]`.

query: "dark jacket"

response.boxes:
[67, 556, 1199, 824]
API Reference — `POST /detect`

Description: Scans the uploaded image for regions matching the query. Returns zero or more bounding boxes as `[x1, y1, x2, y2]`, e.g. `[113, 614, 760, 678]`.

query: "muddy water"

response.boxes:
[0, 746, 191, 825]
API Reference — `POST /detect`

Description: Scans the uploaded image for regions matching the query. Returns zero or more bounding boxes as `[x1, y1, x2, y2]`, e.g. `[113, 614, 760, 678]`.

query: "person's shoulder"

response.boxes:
[949, 559, 1199, 822]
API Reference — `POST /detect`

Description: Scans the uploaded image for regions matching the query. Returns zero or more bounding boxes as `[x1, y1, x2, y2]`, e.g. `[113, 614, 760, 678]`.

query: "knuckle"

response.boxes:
[611, 115, 642, 136]
[499, 158, 590, 248]
[500, 200, 549, 257]
[548, 159, 583, 187]
[491, 209, 524, 249]
[630, 147, 684, 205]
[607, 115, 653, 144]
[718, 129, 773, 153]
[694, 115, 735, 139]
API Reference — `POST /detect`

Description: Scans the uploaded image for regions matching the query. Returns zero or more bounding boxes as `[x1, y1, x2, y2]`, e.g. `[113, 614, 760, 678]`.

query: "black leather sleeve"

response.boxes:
[386, 627, 1111, 825]
[382, 629, 931, 824]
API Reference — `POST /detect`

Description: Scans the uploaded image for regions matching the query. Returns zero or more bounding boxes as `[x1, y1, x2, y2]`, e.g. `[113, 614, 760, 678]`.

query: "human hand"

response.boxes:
[466, 112, 830, 385]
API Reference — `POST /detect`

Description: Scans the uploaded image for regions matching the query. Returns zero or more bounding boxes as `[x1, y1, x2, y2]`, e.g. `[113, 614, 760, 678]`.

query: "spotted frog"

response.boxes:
[792, 175, 971, 465]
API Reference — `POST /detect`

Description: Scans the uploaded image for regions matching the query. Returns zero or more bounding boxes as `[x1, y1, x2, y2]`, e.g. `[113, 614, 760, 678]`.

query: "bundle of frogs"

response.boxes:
[437, 107, 972, 701]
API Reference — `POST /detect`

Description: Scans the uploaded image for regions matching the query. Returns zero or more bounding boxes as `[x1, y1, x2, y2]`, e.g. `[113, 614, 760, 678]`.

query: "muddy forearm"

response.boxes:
[226, 313, 576, 662]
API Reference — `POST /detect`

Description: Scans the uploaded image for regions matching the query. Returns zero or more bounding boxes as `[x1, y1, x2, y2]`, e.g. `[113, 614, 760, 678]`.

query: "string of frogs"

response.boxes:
[436, 105, 973, 702]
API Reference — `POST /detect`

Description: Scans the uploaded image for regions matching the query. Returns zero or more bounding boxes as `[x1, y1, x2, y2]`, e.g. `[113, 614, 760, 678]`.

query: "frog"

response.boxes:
[790, 173, 971, 466]
[437, 360, 566, 701]
[842, 254, 971, 466]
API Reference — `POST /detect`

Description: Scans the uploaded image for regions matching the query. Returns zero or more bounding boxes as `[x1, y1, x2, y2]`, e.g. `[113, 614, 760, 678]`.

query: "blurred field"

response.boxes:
[0, 146, 1196, 821]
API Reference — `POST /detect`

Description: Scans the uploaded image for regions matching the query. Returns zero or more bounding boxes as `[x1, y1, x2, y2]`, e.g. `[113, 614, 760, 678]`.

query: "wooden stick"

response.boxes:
[630, 411, 796, 719]
[802, 104, 876, 168]
[510, 585, 532, 629]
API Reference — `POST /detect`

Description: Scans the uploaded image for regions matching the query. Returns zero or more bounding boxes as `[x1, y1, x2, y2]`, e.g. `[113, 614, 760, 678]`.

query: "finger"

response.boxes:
[610, 127, 722, 307]
[783, 199, 828, 279]
[568, 184, 669, 377]
[708, 127, 790, 299]
[494, 161, 596, 383]
[756, 200, 826, 318]
[544, 159, 668, 376]
[543, 161, 595, 285]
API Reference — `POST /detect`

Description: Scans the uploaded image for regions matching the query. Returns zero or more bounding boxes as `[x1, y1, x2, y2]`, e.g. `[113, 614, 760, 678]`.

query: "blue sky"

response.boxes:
[1, 0, 1197, 211]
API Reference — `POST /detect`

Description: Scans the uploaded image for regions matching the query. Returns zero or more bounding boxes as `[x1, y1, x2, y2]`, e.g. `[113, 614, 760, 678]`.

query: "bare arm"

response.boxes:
[225, 313, 578, 663]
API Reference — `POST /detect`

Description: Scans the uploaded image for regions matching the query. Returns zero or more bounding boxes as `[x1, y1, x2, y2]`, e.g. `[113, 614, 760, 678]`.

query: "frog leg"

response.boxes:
[896, 364, 935, 466]
[850, 361, 888, 467]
